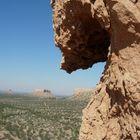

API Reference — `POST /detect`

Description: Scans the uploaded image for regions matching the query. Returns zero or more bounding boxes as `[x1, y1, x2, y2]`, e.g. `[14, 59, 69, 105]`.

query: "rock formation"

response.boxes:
[70, 88, 94, 100]
[51, 0, 140, 139]
[33, 89, 54, 98]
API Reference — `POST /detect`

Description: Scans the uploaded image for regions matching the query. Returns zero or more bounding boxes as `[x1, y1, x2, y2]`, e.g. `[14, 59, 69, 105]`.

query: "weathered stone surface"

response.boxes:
[52, 0, 140, 139]
[51, 0, 110, 73]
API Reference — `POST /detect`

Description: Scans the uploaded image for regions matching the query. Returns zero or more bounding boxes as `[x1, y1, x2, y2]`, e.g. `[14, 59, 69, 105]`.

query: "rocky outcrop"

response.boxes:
[52, 0, 140, 139]
[51, 0, 110, 73]
[33, 89, 54, 98]
[70, 88, 94, 101]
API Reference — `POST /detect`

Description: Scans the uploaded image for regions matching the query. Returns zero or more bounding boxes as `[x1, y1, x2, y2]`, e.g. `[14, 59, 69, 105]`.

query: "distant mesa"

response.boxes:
[6, 89, 13, 95]
[8, 89, 13, 94]
[0, 89, 13, 95]
[70, 88, 94, 100]
[33, 89, 54, 98]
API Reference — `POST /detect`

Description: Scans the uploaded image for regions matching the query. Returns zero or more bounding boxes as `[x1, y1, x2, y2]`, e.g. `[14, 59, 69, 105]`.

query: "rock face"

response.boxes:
[52, 0, 140, 139]
[51, 0, 110, 73]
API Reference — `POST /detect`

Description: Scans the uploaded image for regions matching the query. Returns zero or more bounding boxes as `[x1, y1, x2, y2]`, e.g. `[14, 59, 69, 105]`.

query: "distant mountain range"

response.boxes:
[0, 88, 94, 100]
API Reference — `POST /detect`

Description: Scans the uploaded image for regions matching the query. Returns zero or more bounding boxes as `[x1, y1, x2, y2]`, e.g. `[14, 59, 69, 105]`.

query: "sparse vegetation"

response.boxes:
[0, 94, 89, 140]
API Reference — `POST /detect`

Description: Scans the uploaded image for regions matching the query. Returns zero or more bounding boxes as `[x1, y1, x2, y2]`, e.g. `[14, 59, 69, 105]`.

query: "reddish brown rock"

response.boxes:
[52, 0, 140, 139]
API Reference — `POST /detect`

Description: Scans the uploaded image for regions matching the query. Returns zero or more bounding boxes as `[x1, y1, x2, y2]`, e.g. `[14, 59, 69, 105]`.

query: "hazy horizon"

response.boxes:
[0, 0, 105, 96]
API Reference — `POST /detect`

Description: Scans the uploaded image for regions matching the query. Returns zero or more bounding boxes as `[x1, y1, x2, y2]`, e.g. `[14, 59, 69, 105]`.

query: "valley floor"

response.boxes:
[0, 94, 89, 140]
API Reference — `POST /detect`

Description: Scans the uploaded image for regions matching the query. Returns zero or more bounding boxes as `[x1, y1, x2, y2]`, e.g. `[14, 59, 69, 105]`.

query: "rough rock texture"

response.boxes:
[52, 0, 140, 139]
[51, 0, 110, 73]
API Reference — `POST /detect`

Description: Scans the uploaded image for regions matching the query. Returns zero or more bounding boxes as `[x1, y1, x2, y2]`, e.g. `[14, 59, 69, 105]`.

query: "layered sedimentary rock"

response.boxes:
[52, 0, 140, 139]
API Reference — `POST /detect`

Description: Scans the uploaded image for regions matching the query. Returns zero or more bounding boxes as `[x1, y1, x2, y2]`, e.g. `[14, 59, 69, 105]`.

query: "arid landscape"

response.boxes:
[0, 92, 90, 140]
[0, 0, 139, 139]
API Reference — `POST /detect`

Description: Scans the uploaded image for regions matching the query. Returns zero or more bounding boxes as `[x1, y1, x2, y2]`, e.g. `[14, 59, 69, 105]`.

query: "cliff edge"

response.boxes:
[51, 0, 140, 139]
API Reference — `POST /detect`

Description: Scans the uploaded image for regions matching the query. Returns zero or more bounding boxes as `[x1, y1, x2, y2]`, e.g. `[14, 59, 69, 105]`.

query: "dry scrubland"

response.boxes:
[0, 94, 89, 140]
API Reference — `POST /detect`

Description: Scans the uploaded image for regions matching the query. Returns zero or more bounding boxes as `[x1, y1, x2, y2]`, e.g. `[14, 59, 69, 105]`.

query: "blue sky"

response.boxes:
[0, 0, 105, 95]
